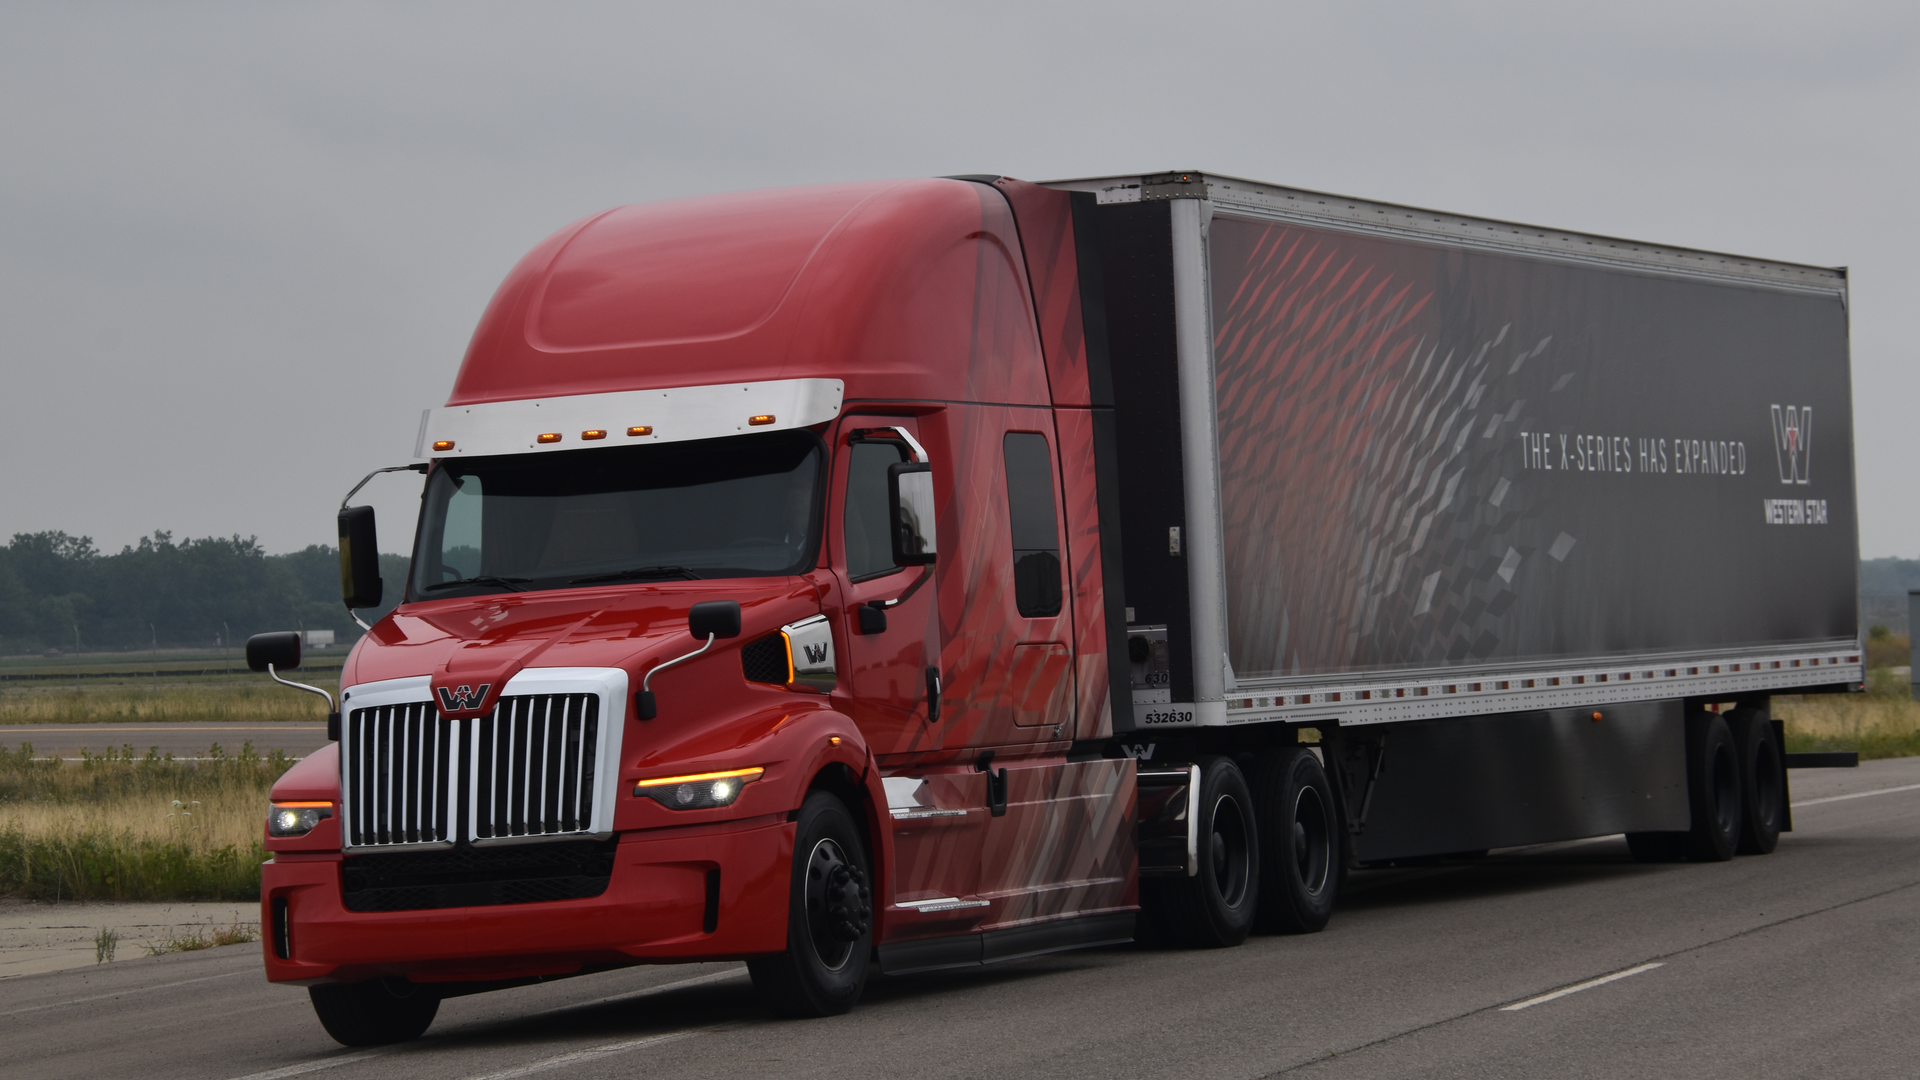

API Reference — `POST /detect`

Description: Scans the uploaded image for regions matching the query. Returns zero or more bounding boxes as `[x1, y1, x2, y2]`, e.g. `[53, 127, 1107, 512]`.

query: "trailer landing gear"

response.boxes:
[1141, 756, 1258, 948]
[749, 792, 874, 1017]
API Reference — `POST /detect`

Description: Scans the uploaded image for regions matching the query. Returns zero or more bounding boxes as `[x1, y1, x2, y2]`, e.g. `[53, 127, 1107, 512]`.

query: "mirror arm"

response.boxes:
[347, 610, 373, 632]
[340, 464, 425, 510]
[643, 634, 716, 693]
[267, 663, 336, 712]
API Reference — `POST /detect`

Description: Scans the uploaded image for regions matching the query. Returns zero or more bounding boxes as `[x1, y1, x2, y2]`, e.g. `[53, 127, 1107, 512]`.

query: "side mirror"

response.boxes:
[247, 631, 302, 672]
[338, 505, 383, 609]
[688, 600, 742, 640]
[888, 462, 937, 566]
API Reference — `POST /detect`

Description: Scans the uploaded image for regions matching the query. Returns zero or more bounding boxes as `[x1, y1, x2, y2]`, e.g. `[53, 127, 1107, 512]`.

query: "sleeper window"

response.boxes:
[1003, 432, 1062, 617]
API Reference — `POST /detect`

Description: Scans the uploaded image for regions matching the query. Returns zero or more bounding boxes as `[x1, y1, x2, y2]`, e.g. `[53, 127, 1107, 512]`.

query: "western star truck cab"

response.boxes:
[251, 172, 1860, 1045]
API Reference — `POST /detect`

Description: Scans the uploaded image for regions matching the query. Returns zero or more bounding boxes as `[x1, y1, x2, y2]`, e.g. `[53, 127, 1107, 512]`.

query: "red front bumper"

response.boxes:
[261, 817, 794, 985]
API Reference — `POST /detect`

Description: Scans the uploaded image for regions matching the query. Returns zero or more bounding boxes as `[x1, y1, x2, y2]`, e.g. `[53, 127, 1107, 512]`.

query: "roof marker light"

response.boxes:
[581, 429, 607, 440]
[431, 440, 455, 452]
[537, 433, 562, 444]
[627, 426, 653, 437]
[748, 414, 776, 426]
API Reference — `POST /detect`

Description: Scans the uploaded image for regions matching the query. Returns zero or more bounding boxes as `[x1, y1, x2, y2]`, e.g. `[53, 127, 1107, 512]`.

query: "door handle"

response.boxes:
[925, 666, 942, 723]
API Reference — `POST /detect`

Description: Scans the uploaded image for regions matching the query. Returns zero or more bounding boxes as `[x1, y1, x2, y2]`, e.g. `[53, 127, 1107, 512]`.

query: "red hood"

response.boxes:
[343, 578, 823, 717]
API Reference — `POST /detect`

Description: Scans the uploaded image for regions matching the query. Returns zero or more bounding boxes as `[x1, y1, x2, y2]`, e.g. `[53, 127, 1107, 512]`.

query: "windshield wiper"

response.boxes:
[421, 575, 532, 593]
[569, 565, 703, 585]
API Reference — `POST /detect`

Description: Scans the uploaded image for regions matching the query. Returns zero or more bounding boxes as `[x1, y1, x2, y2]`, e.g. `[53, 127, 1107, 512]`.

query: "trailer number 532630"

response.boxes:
[1141, 709, 1193, 725]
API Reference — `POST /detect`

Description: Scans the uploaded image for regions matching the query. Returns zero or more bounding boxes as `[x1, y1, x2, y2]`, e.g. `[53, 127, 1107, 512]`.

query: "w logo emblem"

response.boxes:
[1770, 405, 1811, 485]
[436, 683, 491, 712]
[803, 643, 828, 665]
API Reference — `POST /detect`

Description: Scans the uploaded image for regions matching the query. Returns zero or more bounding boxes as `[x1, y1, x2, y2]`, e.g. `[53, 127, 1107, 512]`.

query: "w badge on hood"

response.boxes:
[437, 683, 492, 712]
[1770, 405, 1811, 485]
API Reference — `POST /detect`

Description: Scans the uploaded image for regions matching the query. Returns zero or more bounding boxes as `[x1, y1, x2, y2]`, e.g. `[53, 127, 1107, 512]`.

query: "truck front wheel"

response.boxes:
[1250, 747, 1339, 934]
[748, 792, 874, 1017]
[307, 978, 439, 1046]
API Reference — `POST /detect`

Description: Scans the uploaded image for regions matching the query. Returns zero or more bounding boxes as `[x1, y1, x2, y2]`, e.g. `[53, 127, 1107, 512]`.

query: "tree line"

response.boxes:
[0, 531, 407, 656]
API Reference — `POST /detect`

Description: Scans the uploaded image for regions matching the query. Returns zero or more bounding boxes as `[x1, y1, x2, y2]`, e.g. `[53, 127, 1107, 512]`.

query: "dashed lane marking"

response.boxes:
[462, 1028, 710, 1080]
[1500, 962, 1664, 1011]
[1793, 782, 1920, 809]
[221, 1050, 386, 1080]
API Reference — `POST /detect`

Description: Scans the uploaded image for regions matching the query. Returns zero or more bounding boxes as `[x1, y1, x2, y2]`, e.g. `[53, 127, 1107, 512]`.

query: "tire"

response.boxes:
[308, 978, 439, 1046]
[1140, 756, 1258, 948]
[1249, 747, 1339, 935]
[1683, 710, 1743, 862]
[747, 792, 874, 1017]
[1726, 706, 1785, 855]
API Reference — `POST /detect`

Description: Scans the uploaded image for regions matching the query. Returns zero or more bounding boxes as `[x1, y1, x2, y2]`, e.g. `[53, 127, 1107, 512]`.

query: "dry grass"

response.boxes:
[0, 676, 336, 724]
[1775, 666, 1920, 760]
[144, 920, 258, 955]
[0, 742, 290, 900]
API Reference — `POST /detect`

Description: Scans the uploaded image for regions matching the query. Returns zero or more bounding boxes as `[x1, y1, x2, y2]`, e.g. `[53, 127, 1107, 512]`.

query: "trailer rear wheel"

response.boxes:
[1249, 747, 1339, 934]
[307, 978, 439, 1046]
[1141, 756, 1258, 948]
[1684, 710, 1743, 862]
[1726, 706, 1784, 855]
[748, 791, 873, 1017]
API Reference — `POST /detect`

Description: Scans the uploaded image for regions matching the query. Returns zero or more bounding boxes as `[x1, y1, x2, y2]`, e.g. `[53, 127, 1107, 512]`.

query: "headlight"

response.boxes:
[635, 767, 764, 810]
[269, 802, 334, 836]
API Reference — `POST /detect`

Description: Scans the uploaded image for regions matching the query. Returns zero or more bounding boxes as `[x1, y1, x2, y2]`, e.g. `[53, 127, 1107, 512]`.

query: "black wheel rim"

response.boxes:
[1210, 794, 1250, 907]
[802, 837, 868, 972]
[1292, 784, 1331, 895]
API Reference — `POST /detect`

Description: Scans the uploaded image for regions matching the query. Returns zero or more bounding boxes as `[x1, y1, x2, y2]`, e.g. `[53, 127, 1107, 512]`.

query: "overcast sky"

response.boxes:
[2, 1, 1915, 558]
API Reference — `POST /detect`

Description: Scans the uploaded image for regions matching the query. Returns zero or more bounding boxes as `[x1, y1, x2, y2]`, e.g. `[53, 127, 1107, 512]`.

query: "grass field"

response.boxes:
[0, 742, 285, 901]
[1776, 665, 1920, 759]
[0, 672, 338, 725]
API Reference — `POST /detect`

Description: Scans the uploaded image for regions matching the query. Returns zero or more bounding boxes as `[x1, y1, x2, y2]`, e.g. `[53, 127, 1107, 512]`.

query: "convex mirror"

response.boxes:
[888, 462, 936, 566]
[246, 631, 303, 672]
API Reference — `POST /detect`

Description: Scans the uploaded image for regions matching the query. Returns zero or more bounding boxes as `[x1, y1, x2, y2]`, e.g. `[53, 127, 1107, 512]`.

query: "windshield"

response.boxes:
[410, 430, 825, 598]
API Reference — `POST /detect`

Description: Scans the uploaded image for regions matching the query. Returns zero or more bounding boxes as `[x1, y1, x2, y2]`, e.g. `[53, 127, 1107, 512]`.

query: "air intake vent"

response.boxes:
[741, 634, 788, 684]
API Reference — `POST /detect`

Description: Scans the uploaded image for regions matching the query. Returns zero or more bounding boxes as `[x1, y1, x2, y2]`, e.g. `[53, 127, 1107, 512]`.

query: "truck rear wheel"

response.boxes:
[748, 791, 873, 1017]
[1726, 706, 1784, 855]
[1249, 747, 1338, 934]
[307, 978, 439, 1046]
[1141, 756, 1258, 948]
[1683, 710, 1743, 862]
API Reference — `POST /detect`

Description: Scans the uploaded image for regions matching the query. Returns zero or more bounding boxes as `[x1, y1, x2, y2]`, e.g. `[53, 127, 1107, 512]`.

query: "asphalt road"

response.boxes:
[0, 723, 329, 759]
[7, 757, 1919, 1080]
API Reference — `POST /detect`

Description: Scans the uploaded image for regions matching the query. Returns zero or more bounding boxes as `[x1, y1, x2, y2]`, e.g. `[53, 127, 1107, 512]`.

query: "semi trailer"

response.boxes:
[249, 170, 1860, 1045]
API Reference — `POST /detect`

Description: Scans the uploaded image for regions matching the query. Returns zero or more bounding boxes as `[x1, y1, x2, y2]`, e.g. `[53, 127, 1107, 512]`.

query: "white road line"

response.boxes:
[221, 1050, 386, 1080]
[574, 966, 747, 1010]
[1792, 782, 1920, 809]
[1501, 962, 1663, 1011]
[0, 969, 250, 1015]
[463, 1029, 707, 1080]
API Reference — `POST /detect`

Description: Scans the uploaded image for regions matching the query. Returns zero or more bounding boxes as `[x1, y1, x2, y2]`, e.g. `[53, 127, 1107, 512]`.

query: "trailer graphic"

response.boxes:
[247, 171, 1859, 1046]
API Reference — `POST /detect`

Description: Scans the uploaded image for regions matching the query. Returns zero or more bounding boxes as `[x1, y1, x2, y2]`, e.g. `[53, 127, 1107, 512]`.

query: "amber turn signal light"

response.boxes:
[431, 440, 454, 452]
[581, 429, 607, 440]
[537, 433, 562, 444]
[748, 414, 775, 426]
[627, 425, 653, 437]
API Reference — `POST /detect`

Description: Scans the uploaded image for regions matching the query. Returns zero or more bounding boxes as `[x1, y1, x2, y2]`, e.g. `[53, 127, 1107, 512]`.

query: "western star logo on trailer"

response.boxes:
[1763, 404, 1826, 524]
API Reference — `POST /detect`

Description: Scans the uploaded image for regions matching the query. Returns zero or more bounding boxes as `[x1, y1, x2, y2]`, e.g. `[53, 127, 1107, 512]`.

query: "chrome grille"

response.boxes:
[344, 701, 455, 847]
[473, 693, 600, 839]
[342, 692, 605, 850]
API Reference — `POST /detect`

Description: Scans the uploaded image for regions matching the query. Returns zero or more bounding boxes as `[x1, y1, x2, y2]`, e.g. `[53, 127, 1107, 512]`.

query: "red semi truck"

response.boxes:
[250, 171, 1860, 1045]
